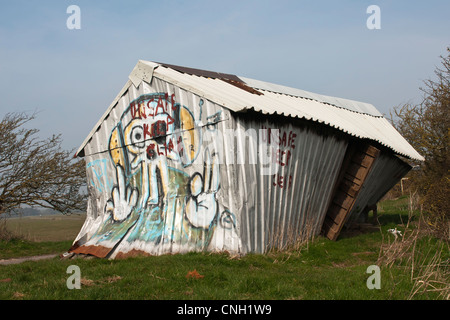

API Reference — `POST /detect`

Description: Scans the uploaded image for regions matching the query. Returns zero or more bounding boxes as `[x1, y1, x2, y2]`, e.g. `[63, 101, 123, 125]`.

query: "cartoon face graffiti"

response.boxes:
[91, 92, 240, 255]
[123, 107, 174, 208]
[108, 93, 200, 215]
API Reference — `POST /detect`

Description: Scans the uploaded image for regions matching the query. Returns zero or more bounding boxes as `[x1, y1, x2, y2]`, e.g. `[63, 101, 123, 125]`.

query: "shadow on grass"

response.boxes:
[338, 209, 412, 241]
[377, 212, 411, 226]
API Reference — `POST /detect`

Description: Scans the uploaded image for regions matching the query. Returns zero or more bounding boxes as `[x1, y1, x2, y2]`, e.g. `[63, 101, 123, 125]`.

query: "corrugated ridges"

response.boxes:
[75, 60, 424, 162]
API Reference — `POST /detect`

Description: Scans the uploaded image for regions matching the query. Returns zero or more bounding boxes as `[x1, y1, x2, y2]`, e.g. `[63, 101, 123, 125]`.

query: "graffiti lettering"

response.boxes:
[141, 116, 174, 141]
[261, 126, 296, 150]
[272, 173, 292, 189]
[131, 94, 178, 120]
[154, 97, 165, 115]
[260, 126, 296, 188]
[272, 148, 291, 167]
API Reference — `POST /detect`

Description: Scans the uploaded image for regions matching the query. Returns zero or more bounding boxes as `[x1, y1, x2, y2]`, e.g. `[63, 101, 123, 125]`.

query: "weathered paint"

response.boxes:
[72, 80, 243, 257]
[71, 76, 348, 257]
[223, 115, 348, 252]
[71, 61, 422, 258]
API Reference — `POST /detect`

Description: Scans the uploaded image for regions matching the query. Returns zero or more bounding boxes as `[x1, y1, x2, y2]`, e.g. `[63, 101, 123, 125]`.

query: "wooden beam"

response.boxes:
[322, 143, 380, 240]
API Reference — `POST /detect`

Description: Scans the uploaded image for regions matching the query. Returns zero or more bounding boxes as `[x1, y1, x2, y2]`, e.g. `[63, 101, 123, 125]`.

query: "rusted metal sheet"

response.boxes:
[69, 244, 112, 259]
[157, 62, 243, 83]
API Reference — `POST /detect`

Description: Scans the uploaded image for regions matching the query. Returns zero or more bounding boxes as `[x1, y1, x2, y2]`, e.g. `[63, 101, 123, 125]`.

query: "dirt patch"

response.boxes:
[0, 254, 58, 265]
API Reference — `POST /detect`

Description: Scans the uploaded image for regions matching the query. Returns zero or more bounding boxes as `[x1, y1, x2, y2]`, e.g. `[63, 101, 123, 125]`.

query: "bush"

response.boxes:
[422, 176, 449, 240]
[391, 47, 449, 240]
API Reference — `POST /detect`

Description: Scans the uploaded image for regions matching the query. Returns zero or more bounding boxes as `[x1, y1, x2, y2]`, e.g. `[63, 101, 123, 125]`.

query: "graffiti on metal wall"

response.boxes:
[86, 159, 114, 193]
[86, 93, 239, 254]
[261, 125, 296, 190]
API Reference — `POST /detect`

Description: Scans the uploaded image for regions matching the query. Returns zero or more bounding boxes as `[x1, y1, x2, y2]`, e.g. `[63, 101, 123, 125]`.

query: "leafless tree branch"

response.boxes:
[0, 112, 87, 216]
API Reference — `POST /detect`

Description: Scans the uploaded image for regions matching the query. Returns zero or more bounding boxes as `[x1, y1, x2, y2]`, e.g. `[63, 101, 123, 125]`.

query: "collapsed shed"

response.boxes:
[69, 60, 423, 258]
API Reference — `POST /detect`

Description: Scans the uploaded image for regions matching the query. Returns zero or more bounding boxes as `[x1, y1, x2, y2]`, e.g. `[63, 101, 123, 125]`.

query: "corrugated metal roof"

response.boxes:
[239, 76, 383, 117]
[76, 60, 424, 161]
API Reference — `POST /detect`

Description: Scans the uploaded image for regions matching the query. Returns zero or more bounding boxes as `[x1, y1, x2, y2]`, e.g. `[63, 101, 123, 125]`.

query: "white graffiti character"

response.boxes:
[185, 148, 220, 228]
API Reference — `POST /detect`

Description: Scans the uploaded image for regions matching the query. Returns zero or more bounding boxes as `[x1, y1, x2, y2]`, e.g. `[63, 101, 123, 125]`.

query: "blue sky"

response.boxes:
[1, 0, 449, 151]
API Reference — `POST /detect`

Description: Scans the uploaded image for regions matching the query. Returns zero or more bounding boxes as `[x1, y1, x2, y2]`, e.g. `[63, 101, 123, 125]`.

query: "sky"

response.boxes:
[0, 0, 449, 152]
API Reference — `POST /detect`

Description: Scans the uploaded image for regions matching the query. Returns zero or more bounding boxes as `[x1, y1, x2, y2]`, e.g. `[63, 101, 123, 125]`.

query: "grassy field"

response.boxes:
[3, 214, 86, 242]
[0, 196, 448, 300]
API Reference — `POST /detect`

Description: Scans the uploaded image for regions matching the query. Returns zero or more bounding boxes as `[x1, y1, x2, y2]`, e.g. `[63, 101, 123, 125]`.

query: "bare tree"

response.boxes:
[0, 112, 87, 216]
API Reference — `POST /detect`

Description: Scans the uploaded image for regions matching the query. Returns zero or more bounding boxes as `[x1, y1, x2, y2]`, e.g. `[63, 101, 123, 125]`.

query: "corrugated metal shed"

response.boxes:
[70, 60, 423, 258]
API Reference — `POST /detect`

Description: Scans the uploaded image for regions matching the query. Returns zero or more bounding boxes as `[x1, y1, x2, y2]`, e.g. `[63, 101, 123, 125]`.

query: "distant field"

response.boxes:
[4, 214, 86, 242]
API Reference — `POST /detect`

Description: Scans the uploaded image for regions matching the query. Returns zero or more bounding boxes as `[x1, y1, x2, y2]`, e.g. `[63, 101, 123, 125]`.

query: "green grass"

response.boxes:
[0, 243, 423, 300]
[0, 239, 72, 260]
[0, 197, 448, 300]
